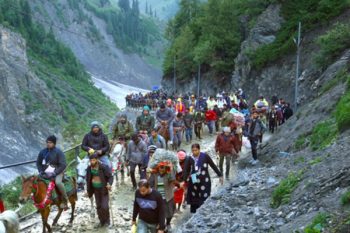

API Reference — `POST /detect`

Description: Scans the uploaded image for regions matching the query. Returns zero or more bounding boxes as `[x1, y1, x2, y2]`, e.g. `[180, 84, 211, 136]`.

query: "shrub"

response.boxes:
[271, 170, 303, 208]
[294, 134, 308, 151]
[335, 91, 350, 132]
[309, 120, 338, 151]
[304, 213, 329, 233]
[319, 68, 350, 95]
[309, 156, 323, 166]
[315, 23, 350, 69]
[341, 189, 350, 206]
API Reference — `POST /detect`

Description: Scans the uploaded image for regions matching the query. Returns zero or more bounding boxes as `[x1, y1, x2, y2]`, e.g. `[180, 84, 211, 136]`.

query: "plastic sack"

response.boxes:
[131, 224, 137, 233]
[242, 136, 251, 149]
[148, 149, 180, 173]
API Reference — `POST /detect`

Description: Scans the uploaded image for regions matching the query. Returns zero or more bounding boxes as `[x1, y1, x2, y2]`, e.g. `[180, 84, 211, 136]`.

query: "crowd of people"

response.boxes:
[33, 88, 294, 233]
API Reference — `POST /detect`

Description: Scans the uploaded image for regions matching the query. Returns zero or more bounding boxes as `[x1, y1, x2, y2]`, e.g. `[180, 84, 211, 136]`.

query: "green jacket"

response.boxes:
[112, 121, 134, 139]
[136, 114, 155, 132]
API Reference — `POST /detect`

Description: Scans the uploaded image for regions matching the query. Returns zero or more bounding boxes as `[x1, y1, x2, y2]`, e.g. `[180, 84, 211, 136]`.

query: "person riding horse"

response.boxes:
[36, 135, 68, 209]
[136, 106, 155, 136]
[156, 103, 175, 145]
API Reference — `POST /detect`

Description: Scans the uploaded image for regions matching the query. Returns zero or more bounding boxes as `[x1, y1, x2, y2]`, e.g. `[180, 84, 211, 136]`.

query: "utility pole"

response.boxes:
[197, 64, 201, 97]
[173, 55, 176, 93]
[293, 22, 301, 112]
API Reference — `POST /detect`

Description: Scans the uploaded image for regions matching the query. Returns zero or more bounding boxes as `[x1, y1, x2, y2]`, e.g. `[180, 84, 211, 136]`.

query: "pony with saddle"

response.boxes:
[19, 175, 77, 233]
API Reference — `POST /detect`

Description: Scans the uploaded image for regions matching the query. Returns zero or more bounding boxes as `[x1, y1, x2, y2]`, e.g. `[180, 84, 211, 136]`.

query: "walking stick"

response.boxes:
[108, 190, 115, 226]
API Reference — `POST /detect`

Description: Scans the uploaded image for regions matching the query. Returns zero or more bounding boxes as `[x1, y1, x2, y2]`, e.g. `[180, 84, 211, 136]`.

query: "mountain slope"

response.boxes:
[29, 0, 165, 89]
[0, 0, 117, 184]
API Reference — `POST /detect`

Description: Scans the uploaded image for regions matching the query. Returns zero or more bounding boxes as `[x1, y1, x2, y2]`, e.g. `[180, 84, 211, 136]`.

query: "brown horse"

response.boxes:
[19, 176, 77, 233]
[158, 121, 171, 150]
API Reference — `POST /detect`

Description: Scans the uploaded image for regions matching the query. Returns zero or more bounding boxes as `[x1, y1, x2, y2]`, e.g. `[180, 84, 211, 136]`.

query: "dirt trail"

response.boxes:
[20, 122, 262, 233]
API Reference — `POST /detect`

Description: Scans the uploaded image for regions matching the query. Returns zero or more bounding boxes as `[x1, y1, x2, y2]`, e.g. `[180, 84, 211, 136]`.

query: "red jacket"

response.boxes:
[215, 133, 240, 155]
[205, 110, 217, 121]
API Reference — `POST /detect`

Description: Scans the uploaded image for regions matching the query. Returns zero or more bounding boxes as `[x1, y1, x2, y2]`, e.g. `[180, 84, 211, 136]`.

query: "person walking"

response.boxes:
[82, 121, 110, 169]
[141, 145, 157, 179]
[127, 134, 148, 190]
[183, 109, 194, 144]
[183, 144, 223, 213]
[267, 105, 278, 133]
[132, 180, 165, 233]
[205, 107, 217, 135]
[37, 135, 68, 209]
[193, 110, 205, 140]
[149, 162, 176, 232]
[215, 127, 239, 179]
[86, 153, 113, 228]
[247, 111, 266, 165]
[172, 113, 184, 149]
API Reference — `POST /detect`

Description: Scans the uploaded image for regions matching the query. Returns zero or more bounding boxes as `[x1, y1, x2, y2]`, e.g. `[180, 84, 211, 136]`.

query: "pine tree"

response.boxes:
[145, 1, 148, 14]
[118, 0, 130, 12]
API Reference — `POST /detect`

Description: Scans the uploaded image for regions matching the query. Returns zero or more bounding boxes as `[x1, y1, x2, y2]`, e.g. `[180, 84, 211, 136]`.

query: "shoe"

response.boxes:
[249, 159, 255, 164]
[182, 203, 187, 209]
[169, 141, 173, 145]
[251, 160, 259, 165]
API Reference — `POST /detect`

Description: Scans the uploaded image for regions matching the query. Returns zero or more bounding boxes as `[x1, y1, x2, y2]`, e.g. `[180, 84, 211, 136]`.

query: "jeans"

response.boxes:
[219, 154, 231, 177]
[185, 128, 193, 142]
[173, 130, 182, 147]
[99, 155, 111, 171]
[94, 188, 110, 225]
[207, 120, 215, 134]
[137, 219, 157, 233]
[249, 136, 259, 160]
[130, 162, 142, 188]
[55, 173, 68, 200]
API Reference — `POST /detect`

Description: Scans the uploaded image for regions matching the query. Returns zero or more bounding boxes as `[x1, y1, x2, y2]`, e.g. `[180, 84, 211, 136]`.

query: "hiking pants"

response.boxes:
[249, 136, 259, 160]
[185, 128, 193, 142]
[269, 120, 276, 133]
[55, 173, 68, 200]
[219, 154, 231, 177]
[194, 123, 202, 139]
[215, 119, 221, 132]
[129, 162, 142, 189]
[94, 188, 110, 225]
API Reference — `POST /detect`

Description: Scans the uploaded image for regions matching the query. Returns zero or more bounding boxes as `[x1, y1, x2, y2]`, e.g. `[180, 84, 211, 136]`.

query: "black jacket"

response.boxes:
[81, 130, 110, 156]
[37, 147, 66, 175]
[86, 163, 113, 197]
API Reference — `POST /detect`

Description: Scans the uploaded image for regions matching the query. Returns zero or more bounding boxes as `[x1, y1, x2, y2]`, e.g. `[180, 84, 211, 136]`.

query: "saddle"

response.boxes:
[38, 176, 75, 202]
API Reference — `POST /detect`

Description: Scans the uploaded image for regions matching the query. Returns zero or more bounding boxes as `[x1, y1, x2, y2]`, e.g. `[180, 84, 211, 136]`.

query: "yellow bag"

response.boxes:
[131, 224, 137, 233]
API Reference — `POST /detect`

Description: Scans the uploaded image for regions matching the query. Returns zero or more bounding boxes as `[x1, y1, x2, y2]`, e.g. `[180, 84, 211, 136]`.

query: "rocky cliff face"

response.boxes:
[29, 0, 162, 89]
[0, 26, 60, 184]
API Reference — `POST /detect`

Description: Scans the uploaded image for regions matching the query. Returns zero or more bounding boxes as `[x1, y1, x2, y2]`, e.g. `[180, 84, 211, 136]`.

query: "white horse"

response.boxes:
[0, 210, 19, 233]
[110, 142, 127, 186]
[76, 157, 95, 217]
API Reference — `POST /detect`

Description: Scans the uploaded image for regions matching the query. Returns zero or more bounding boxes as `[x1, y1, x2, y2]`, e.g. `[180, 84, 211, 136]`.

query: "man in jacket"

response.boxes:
[136, 106, 155, 135]
[247, 111, 266, 165]
[205, 107, 217, 135]
[215, 127, 239, 179]
[156, 103, 175, 145]
[127, 134, 148, 189]
[193, 110, 205, 140]
[37, 135, 68, 209]
[183, 109, 194, 144]
[86, 153, 113, 228]
[82, 121, 110, 169]
[112, 114, 134, 141]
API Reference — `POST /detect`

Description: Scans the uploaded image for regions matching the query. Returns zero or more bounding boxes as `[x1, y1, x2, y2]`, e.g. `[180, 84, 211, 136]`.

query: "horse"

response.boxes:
[76, 157, 95, 217]
[158, 121, 171, 150]
[19, 175, 77, 233]
[0, 210, 19, 233]
[110, 142, 127, 185]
